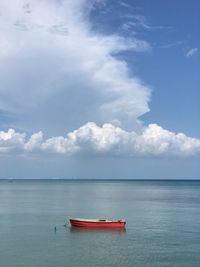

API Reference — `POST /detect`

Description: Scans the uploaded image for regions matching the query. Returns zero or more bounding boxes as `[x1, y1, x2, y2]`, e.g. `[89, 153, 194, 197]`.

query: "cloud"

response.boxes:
[0, 0, 151, 134]
[120, 14, 171, 32]
[186, 48, 198, 58]
[119, 1, 132, 9]
[0, 129, 26, 152]
[1, 123, 200, 156]
[159, 40, 184, 49]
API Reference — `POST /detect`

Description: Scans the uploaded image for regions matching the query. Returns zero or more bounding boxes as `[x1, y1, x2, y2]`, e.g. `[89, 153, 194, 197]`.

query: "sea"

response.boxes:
[0, 179, 200, 267]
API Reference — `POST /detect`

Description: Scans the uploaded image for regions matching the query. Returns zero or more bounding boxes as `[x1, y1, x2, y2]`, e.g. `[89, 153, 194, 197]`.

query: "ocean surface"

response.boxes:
[0, 179, 200, 267]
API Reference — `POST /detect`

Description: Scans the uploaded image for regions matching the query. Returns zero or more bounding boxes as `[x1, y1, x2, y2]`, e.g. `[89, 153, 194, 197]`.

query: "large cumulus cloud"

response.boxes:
[0, 0, 150, 134]
[1, 122, 200, 156]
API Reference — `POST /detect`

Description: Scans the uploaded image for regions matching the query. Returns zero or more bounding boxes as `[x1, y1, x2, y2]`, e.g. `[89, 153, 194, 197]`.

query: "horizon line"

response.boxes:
[1, 178, 200, 181]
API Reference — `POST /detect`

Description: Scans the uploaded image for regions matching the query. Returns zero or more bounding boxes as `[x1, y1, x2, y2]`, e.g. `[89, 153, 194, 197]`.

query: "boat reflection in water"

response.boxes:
[70, 226, 126, 234]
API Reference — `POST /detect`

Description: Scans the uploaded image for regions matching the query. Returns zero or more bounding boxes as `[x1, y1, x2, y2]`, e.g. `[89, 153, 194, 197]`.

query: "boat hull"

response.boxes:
[69, 219, 126, 229]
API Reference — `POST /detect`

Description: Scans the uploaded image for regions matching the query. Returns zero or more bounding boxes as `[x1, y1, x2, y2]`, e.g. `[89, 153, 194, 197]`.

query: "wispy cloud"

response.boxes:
[186, 48, 198, 58]
[159, 40, 185, 49]
[119, 1, 132, 9]
[119, 1, 142, 11]
[120, 14, 172, 32]
[1, 123, 200, 156]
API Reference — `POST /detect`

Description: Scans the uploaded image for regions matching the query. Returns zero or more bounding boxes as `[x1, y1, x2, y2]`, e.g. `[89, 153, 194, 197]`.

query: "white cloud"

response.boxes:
[186, 48, 198, 58]
[0, 0, 151, 133]
[24, 131, 43, 152]
[0, 123, 200, 156]
[0, 129, 26, 152]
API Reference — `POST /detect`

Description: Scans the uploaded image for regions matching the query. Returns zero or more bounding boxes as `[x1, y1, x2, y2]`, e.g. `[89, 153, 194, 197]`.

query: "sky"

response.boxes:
[0, 0, 199, 179]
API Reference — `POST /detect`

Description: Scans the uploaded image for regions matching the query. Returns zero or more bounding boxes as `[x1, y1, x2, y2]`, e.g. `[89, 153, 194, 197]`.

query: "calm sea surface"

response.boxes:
[0, 180, 200, 267]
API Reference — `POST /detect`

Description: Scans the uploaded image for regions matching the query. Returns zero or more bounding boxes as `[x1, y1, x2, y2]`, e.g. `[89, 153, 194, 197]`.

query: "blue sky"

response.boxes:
[0, 0, 199, 179]
[91, 0, 200, 136]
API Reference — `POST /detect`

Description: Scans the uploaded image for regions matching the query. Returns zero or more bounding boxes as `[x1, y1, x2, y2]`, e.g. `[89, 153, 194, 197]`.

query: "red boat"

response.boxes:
[69, 218, 126, 229]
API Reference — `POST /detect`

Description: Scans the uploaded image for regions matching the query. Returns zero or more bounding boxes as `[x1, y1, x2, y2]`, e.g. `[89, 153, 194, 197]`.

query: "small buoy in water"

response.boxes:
[54, 226, 57, 232]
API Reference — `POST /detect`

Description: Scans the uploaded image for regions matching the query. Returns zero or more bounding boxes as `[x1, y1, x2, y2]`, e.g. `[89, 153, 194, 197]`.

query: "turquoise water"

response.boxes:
[0, 180, 200, 267]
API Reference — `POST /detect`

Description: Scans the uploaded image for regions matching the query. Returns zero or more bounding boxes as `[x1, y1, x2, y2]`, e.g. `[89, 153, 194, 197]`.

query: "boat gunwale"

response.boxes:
[70, 218, 126, 223]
